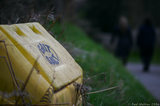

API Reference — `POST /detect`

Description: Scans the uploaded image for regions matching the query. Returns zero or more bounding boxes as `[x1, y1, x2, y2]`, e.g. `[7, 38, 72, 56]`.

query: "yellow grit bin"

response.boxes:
[0, 22, 83, 105]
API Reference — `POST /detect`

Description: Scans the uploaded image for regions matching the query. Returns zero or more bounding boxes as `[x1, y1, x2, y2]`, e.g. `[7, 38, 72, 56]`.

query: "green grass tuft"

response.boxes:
[129, 48, 160, 64]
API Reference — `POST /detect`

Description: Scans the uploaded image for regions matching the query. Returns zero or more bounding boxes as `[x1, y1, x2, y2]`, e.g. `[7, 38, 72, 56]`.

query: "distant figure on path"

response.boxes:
[111, 16, 133, 65]
[137, 18, 156, 72]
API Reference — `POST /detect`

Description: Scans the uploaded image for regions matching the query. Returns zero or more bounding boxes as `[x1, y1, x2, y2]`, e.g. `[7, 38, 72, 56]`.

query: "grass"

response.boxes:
[47, 22, 157, 105]
[129, 48, 160, 64]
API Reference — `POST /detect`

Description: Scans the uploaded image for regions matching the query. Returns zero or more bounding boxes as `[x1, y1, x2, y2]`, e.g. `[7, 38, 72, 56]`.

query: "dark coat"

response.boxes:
[113, 27, 133, 58]
[137, 25, 156, 49]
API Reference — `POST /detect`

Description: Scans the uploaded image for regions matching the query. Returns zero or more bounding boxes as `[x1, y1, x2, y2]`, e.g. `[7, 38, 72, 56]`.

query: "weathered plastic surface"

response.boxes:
[0, 22, 83, 105]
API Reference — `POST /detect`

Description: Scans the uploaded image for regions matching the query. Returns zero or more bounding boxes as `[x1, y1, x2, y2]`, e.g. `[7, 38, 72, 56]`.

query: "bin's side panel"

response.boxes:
[0, 25, 52, 84]
[0, 30, 50, 104]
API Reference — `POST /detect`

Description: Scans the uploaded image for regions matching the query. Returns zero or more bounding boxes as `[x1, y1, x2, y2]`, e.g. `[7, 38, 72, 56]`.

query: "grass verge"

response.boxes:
[47, 22, 157, 105]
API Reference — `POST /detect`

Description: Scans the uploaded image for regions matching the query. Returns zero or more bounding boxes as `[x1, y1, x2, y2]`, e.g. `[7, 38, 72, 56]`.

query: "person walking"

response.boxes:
[111, 16, 133, 65]
[137, 18, 156, 72]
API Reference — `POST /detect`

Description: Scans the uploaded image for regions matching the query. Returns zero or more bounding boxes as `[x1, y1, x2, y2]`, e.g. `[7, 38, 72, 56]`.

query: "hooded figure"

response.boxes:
[137, 18, 156, 72]
[111, 16, 133, 65]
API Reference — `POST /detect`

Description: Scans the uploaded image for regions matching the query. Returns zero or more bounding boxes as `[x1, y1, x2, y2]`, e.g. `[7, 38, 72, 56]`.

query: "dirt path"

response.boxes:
[126, 62, 160, 102]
